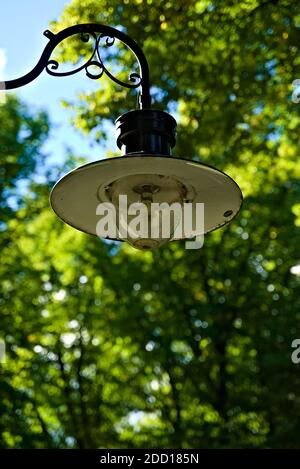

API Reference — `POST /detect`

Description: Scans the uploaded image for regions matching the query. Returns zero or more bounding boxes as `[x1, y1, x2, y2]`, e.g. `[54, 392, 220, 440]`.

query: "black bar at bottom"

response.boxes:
[0, 449, 299, 466]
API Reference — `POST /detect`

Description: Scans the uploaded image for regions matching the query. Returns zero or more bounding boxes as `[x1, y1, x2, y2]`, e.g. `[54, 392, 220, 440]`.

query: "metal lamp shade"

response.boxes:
[50, 154, 242, 244]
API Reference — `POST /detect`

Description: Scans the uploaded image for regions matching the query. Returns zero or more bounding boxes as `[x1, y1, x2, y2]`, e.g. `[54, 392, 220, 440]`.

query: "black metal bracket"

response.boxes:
[0, 23, 151, 109]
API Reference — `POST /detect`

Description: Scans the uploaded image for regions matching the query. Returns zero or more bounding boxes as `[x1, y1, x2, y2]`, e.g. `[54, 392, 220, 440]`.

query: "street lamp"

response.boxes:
[0, 23, 242, 250]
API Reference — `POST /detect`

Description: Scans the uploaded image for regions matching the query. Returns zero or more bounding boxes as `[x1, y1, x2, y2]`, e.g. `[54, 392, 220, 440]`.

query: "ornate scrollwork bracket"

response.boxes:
[0, 23, 151, 109]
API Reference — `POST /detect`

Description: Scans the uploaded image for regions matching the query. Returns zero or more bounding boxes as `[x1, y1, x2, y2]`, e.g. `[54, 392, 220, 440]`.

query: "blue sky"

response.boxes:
[0, 0, 113, 166]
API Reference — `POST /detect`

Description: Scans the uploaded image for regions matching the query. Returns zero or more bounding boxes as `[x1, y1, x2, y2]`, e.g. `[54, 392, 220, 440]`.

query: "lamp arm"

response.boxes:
[0, 23, 151, 109]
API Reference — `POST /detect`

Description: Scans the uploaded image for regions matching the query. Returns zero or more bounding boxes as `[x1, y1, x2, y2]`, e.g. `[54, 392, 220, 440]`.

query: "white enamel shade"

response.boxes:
[50, 155, 243, 239]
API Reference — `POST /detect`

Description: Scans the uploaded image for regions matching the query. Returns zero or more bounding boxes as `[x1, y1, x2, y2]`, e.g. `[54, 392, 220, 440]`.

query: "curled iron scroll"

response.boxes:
[0, 24, 151, 109]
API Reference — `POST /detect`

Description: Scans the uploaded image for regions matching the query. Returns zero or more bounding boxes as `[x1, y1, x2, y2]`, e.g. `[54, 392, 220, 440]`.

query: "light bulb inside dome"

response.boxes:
[102, 174, 188, 250]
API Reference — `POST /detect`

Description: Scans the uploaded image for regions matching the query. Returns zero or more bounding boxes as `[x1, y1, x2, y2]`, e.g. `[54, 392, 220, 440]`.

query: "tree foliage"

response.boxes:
[1, 0, 300, 448]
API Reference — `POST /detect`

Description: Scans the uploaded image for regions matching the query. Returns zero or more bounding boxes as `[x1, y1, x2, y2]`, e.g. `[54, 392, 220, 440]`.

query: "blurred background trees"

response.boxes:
[1, 0, 300, 448]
